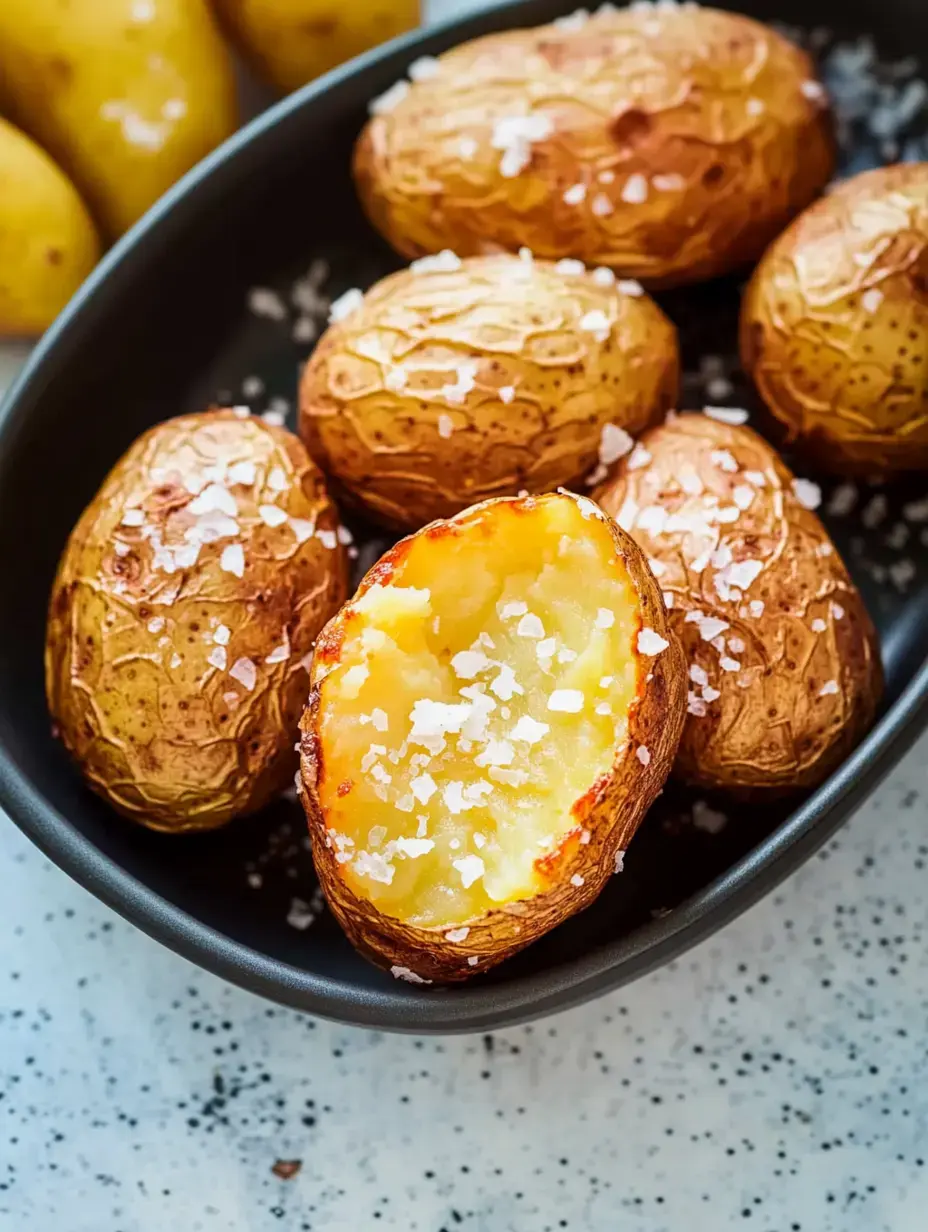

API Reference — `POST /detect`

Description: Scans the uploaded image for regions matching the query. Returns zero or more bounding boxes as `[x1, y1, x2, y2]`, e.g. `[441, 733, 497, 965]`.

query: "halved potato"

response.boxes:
[299, 252, 679, 531]
[596, 412, 883, 793]
[299, 490, 686, 982]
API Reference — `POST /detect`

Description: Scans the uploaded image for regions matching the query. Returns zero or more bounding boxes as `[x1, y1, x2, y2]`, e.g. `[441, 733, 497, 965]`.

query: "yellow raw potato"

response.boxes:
[0, 117, 100, 337]
[0, 0, 238, 239]
[299, 253, 679, 530]
[354, 5, 834, 288]
[597, 413, 882, 794]
[299, 491, 686, 982]
[212, 0, 420, 94]
[742, 163, 928, 474]
[46, 410, 349, 833]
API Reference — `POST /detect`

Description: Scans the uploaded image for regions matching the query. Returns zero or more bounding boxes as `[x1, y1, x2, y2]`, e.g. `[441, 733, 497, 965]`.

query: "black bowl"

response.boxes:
[2, 0, 928, 1033]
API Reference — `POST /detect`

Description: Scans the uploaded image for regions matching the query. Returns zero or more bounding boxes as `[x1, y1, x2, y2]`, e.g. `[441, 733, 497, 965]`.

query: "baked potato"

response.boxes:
[353, 5, 834, 288]
[298, 490, 686, 982]
[742, 162, 928, 474]
[0, 0, 238, 238]
[0, 116, 100, 337]
[299, 253, 679, 530]
[46, 409, 349, 833]
[596, 412, 882, 794]
[212, 0, 420, 95]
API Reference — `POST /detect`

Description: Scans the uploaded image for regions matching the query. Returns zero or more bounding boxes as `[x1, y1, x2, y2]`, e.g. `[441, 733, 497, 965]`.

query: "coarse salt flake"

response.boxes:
[259, 504, 288, 527]
[410, 249, 461, 274]
[621, 173, 648, 204]
[548, 689, 584, 713]
[704, 405, 749, 426]
[510, 715, 549, 743]
[408, 55, 440, 81]
[437, 413, 454, 439]
[579, 309, 611, 340]
[370, 81, 409, 115]
[819, 679, 839, 697]
[328, 287, 364, 322]
[390, 965, 431, 984]
[600, 422, 634, 465]
[570, 874, 585, 887]
[453, 855, 486, 889]
[595, 608, 615, 630]
[563, 183, 587, 205]
[792, 478, 822, 510]
[636, 746, 651, 766]
[517, 612, 545, 638]
[220, 543, 245, 577]
[637, 627, 669, 655]
[444, 927, 470, 943]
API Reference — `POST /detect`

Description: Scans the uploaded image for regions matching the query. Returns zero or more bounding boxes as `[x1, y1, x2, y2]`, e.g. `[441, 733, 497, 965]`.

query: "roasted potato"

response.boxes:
[46, 410, 349, 833]
[299, 253, 679, 530]
[0, 117, 100, 337]
[299, 490, 686, 982]
[742, 163, 928, 474]
[212, 0, 420, 95]
[353, 5, 834, 288]
[597, 412, 882, 794]
[0, 0, 238, 238]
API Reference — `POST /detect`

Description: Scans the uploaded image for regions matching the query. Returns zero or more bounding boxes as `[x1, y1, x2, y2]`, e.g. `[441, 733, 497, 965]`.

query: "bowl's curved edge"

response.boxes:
[1, 0, 927, 1034]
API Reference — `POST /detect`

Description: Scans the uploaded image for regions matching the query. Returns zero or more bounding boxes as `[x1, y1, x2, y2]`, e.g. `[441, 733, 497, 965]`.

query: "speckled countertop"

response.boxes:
[5, 1, 928, 1226]
[2, 733, 928, 1232]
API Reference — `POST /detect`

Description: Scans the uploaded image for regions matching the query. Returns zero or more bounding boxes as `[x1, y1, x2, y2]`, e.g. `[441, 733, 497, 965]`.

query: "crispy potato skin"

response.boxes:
[46, 411, 349, 833]
[299, 492, 687, 982]
[742, 163, 928, 474]
[353, 6, 834, 288]
[299, 256, 679, 530]
[597, 414, 882, 794]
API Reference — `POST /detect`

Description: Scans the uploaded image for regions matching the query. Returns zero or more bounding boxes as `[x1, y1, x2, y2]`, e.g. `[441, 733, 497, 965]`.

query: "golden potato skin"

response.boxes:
[299, 493, 687, 982]
[0, 0, 238, 239]
[742, 163, 928, 474]
[0, 117, 100, 337]
[46, 411, 349, 833]
[299, 255, 679, 530]
[597, 414, 882, 794]
[213, 0, 420, 94]
[354, 6, 834, 288]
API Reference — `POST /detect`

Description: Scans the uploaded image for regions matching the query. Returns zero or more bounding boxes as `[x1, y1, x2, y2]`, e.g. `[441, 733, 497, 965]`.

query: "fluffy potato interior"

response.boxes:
[314, 496, 643, 927]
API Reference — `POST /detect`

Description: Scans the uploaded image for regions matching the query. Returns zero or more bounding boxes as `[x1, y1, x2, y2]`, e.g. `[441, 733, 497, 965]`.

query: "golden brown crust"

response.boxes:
[299, 255, 678, 531]
[596, 413, 883, 794]
[741, 163, 928, 474]
[353, 6, 834, 288]
[298, 491, 686, 982]
[45, 410, 349, 833]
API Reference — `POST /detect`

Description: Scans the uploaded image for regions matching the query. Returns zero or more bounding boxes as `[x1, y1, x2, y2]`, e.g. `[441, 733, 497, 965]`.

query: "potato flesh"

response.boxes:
[316, 499, 639, 927]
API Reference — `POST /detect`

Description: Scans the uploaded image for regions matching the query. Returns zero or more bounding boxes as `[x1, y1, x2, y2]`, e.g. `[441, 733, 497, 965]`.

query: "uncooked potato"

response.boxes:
[0, 116, 100, 337]
[212, 0, 420, 94]
[0, 0, 238, 238]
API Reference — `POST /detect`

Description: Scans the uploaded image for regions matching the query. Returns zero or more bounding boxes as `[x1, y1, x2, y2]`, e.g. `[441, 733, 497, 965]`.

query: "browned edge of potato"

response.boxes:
[741, 162, 928, 475]
[299, 253, 679, 530]
[46, 409, 350, 833]
[353, 4, 835, 288]
[597, 412, 883, 795]
[298, 490, 687, 982]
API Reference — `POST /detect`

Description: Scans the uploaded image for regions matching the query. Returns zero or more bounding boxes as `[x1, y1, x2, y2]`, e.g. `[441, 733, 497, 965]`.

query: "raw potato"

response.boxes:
[596, 413, 882, 794]
[46, 410, 349, 833]
[742, 163, 928, 474]
[299, 491, 686, 982]
[0, 0, 238, 239]
[354, 5, 834, 288]
[0, 117, 100, 337]
[213, 0, 420, 94]
[299, 253, 679, 530]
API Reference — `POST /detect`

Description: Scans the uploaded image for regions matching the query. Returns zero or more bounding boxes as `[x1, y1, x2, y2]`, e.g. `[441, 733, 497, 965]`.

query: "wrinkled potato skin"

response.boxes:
[46, 411, 349, 833]
[299, 493, 687, 982]
[299, 255, 679, 530]
[0, 0, 238, 239]
[213, 0, 420, 94]
[354, 6, 834, 288]
[0, 117, 100, 337]
[742, 163, 928, 474]
[597, 415, 882, 793]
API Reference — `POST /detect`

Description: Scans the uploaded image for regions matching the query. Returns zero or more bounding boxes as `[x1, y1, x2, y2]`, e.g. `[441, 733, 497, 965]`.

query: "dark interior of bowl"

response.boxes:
[1, 0, 928, 1031]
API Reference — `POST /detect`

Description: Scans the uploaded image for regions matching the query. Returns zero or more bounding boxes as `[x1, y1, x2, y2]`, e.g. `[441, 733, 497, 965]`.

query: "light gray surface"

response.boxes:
[3, 1, 928, 1227]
